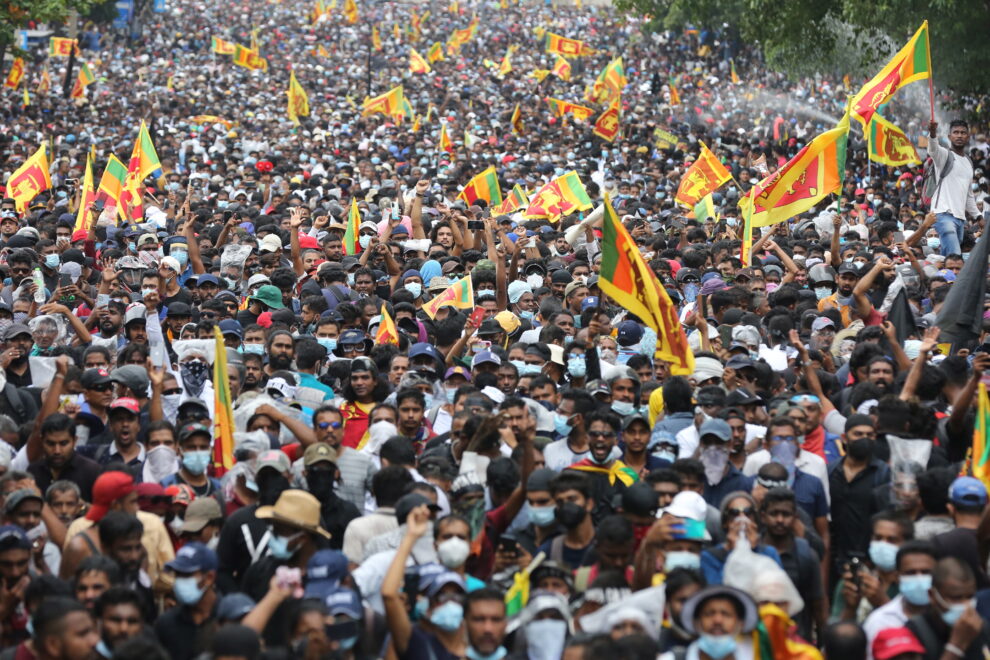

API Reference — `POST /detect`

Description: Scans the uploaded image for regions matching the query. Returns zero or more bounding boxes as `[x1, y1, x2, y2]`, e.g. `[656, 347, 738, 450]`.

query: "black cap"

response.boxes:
[81, 368, 112, 389]
[166, 302, 193, 317]
[395, 493, 440, 524]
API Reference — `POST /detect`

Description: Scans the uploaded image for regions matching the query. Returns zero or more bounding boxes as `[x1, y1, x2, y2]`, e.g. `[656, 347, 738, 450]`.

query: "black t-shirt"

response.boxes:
[400, 626, 462, 660]
[163, 287, 193, 307]
[236, 308, 260, 326]
[154, 600, 218, 659]
[932, 527, 990, 588]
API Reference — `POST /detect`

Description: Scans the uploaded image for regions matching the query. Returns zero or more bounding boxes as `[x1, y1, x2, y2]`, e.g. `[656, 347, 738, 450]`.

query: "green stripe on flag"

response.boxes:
[912, 26, 929, 74]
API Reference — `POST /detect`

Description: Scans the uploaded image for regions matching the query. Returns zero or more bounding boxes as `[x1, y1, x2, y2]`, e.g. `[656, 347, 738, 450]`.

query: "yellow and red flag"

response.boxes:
[343, 197, 361, 255]
[211, 326, 235, 477]
[190, 115, 234, 129]
[119, 121, 162, 222]
[372, 25, 382, 51]
[544, 31, 594, 56]
[592, 57, 626, 100]
[6, 145, 52, 213]
[599, 194, 694, 375]
[970, 382, 990, 488]
[70, 62, 95, 99]
[343, 0, 358, 23]
[739, 108, 850, 228]
[48, 37, 78, 57]
[511, 104, 524, 135]
[423, 277, 474, 319]
[730, 59, 740, 84]
[546, 98, 594, 121]
[448, 17, 479, 48]
[375, 305, 400, 344]
[37, 68, 51, 95]
[523, 171, 592, 223]
[4, 58, 25, 89]
[233, 44, 267, 70]
[491, 185, 529, 216]
[22, 87, 29, 108]
[551, 55, 571, 81]
[409, 48, 432, 74]
[362, 85, 404, 117]
[850, 21, 930, 129]
[211, 37, 236, 54]
[668, 80, 681, 106]
[498, 48, 513, 77]
[74, 154, 97, 232]
[427, 42, 444, 62]
[439, 123, 454, 154]
[530, 69, 551, 83]
[674, 142, 732, 208]
[95, 154, 128, 212]
[754, 605, 823, 660]
[867, 114, 921, 167]
[593, 100, 621, 142]
[318, 44, 330, 58]
[458, 166, 502, 206]
[286, 71, 310, 125]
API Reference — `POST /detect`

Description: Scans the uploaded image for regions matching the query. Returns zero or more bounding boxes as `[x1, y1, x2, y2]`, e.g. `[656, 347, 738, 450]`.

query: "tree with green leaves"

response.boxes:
[0, 0, 97, 77]
[613, 0, 990, 95]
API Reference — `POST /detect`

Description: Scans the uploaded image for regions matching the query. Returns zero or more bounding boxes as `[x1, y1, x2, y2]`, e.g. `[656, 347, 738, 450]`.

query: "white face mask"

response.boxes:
[436, 537, 470, 569]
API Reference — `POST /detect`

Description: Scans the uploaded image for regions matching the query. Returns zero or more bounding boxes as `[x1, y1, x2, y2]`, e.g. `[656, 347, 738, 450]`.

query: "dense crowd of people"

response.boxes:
[1, 0, 990, 658]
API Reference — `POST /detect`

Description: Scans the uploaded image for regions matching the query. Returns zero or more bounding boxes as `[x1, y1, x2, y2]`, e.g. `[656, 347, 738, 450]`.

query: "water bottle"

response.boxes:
[32, 268, 45, 304]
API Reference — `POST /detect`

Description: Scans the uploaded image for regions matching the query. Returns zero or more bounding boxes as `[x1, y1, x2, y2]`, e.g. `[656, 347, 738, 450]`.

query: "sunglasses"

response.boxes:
[87, 383, 112, 392]
[727, 506, 756, 519]
[317, 421, 342, 430]
[587, 430, 616, 439]
[163, 388, 183, 396]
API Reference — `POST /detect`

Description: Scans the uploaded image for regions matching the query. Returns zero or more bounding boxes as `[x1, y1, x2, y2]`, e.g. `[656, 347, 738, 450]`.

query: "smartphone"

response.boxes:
[496, 535, 519, 556]
[467, 220, 484, 230]
[59, 274, 73, 288]
[472, 340, 491, 353]
[92, 199, 105, 212]
[391, 200, 401, 221]
[892, 231, 905, 243]
[468, 306, 486, 327]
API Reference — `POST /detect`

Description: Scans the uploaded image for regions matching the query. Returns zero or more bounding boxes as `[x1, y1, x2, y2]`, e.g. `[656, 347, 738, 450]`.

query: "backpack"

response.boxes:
[921, 149, 954, 208]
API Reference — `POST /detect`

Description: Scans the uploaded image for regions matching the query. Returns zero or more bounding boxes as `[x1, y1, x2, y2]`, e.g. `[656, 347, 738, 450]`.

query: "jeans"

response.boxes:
[935, 212, 965, 256]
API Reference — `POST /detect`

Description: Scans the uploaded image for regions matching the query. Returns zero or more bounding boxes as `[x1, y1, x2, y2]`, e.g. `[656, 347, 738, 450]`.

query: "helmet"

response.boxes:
[807, 264, 837, 285]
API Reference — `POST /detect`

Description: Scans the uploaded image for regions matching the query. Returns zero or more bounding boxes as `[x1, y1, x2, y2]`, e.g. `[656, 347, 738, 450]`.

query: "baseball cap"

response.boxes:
[165, 541, 219, 574]
[166, 302, 193, 317]
[3, 489, 42, 515]
[0, 525, 30, 551]
[81, 368, 112, 389]
[872, 628, 925, 660]
[177, 422, 212, 445]
[179, 497, 223, 533]
[109, 365, 150, 396]
[1, 323, 30, 341]
[86, 472, 136, 521]
[256, 449, 291, 475]
[324, 587, 363, 619]
[444, 366, 472, 382]
[426, 570, 466, 597]
[949, 476, 988, 507]
[109, 397, 140, 415]
[395, 492, 440, 524]
[124, 304, 147, 326]
[699, 418, 732, 443]
[304, 443, 338, 467]
[219, 319, 244, 339]
[811, 317, 835, 332]
[217, 593, 256, 622]
[471, 350, 501, 368]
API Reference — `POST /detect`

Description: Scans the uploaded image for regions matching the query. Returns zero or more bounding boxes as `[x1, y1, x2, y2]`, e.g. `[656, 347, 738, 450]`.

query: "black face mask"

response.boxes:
[555, 502, 587, 529]
[307, 469, 336, 502]
[846, 437, 873, 460]
[256, 471, 290, 506]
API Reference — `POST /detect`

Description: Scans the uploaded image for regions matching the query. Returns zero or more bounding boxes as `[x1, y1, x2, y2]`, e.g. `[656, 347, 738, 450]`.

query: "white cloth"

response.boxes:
[352, 545, 436, 615]
[743, 447, 831, 505]
[929, 138, 979, 220]
[341, 508, 397, 563]
[862, 595, 908, 660]
[676, 423, 765, 460]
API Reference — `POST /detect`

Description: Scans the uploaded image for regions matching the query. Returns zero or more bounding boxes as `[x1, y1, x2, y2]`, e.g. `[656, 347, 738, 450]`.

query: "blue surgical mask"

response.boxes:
[564, 335, 574, 347]
[173, 576, 205, 605]
[868, 540, 899, 572]
[422, 393, 435, 409]
[611, 400, 635, 416]
[172, 250, 189, 268]
[181, 450, 211, 476]
[429, 601, 464, 631]
[359, 235, 373, 249]
[554, 413, 574, 437]
[217, 200, 229, 209]
[682, 282, 699, 303]
[510, 359, 526, 373]
[664, 550, 701, 571]
[243, 343, 265, 354]
[899, 574, 932, 606]
[339, 636, 358, 650]
[567, 357, 586, 378]
[697, 634, 737, 660]
[405, 282, 422, 297]
[520, 363, 543, 376]
[268, 533, 300, 560]
[927, 237, 941, 249]
[519, 310, 535, 321]
[466, 646, 507, 660]
[317, 338, 337, 353]
[445, 387, 457, 404]
[940, 600, 972, 627]
[528, 505, 556, 528]
[44, 254, 60, 269]
[814, 287, 832, 301]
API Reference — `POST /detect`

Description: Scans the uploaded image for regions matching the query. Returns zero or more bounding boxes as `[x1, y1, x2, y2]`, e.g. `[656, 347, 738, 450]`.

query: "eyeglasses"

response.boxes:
[727, 506, 756, 519]
[587, 430, 616, 439]
[317, 421, 342, 430]
[163, 388, 183, 396]
[9, 268, 29, 276]
[201, 313, 218, 320]
[341, 344, 365, 353]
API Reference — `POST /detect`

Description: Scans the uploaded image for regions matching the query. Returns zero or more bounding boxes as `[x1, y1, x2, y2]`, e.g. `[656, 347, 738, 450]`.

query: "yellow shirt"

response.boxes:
[64, 510, 175, 589]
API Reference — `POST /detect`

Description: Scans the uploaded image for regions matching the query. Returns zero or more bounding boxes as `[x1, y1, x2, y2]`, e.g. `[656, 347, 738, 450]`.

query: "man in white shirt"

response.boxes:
[861, 541, 937, 659]
[927, 119, 979, 256]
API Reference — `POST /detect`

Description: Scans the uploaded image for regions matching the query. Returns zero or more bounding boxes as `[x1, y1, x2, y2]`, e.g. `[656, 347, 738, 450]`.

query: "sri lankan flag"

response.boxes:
[850, 21, 930, 129]
[211, 37, 236, 54]
[492, 185, 529, 216]
[362, 85, 404, 117]
[439, 123, 454, 154]
[753, 605, 822, 660]
[668, 80, 681, 106]
[449, 17, 479, 48]
[343, 0, 358, 23]
[372, 25, 382, 51]
[867, 114, 921, 167]
[375, 304, 399, 345]
[510, 104, 524, 135]
[37, 68, 51, 94]
[599, 57, 627, 95]
[546, 98, 594, 121]
[523, 171, 592, 223]
[343, 197, 361, 255]
[457, 166, 502, 206]
[593, 100, 621, 142]
[409, 48, 431, 74]
[569, 458, 639, 486]
[4, 58, 25, 89]
[95, 154, 128, 211]
[74, 154, 97, 232]
[740, 107, 850, 228]
[48, 37, 78, 57]
[286, 71, 310, 125]
[544, 31, 594, 56]
[119, 121, 162, 221]
[70, 62, 95, 98]
[730, 59, 740, 84]
[233, 44, 267, 70]
[674, 142, 732, 208]
[498, 48, 512, 77]
[970, 382, 990, 489]
[551, 55, 571, 81]
[211, 326, 235, 476]
[599, 194, 694, 375]
[530, 69, 551, 83]
[6, 145, 52, 213]
[692, 194, 717, 222]
[427, 42, 444, 62]
[423, 276, 474, 319]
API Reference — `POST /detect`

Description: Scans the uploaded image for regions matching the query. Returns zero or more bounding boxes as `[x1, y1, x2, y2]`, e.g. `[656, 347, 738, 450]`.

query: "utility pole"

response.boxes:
[62, 9, 79, 98]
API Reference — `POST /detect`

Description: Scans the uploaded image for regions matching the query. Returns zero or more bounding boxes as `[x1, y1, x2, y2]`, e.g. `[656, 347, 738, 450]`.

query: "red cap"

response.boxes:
[164, 484, 195, 507]
[136, 482, 165, 499]
[109, 398, 140, 414]
[298, 235, 320, 249]
[71, 229, 89, 243]
[86, 472, 136, 521]
[872, 628, 925, 660]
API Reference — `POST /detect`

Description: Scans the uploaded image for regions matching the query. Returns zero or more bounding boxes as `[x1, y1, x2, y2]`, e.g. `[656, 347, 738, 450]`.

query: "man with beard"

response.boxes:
[866, 356, 897, 395]
[566, 410, 636, 520]
[94, 587, 145, 657]
[308, 405, 373, 510]
[819, 262, 862, 326]
[27, 414, 101, 502]
[89, 301, 126, 349]
[265, 330, 295, 376]
[302, 442, 360, 550]
[215, 449, 291, 592]
[0, 323, 34, 389]
[97, 512, 156, 622]
[122, 304, 149, 346]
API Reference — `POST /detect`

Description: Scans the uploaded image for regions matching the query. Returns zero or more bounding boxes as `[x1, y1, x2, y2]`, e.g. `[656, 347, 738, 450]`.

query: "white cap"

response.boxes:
[258, 234, 283, 253]
[248, 273, 271, 288]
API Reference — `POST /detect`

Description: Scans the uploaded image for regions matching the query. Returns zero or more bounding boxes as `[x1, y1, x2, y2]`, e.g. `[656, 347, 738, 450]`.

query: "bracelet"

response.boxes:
[52, 374, 64, 380]
[945, 643, 965, 657]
